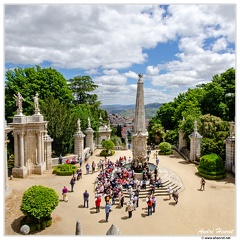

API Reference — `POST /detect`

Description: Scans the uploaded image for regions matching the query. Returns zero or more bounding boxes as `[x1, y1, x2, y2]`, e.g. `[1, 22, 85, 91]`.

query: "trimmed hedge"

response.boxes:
[52, 164, 78, 176]
[198, 153, 226, 180]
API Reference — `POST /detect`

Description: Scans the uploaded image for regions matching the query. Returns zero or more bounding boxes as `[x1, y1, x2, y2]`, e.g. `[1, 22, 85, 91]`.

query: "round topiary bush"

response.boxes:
[198, 153, 226, 180]
[20, 185, 59, 232]
[159, 142, 173, 155]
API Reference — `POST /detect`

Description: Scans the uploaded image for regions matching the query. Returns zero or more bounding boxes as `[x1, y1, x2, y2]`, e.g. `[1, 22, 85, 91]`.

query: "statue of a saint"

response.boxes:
[14, 92, 25, 110]
[33, 92, 39, 111]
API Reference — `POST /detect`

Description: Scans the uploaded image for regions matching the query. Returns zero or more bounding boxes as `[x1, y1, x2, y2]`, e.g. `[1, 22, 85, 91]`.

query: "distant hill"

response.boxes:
[101, 102, 163, 119]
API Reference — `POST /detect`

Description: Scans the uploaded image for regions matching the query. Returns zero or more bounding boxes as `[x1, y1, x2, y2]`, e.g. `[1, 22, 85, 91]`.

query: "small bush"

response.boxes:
[159, 142, 172, 155]
[20, 185, 59, 220]
[53, 164, 78, 176]
[198, 153, 226, 179]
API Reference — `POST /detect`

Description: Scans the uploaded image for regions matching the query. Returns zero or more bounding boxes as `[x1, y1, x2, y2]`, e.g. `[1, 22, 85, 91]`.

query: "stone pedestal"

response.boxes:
[189, 120, 202, 162]
[85, 127, 94, 153]
[178, 130, 187, 151]
[74, 132, 85, 159]
[12, 167, 28, 178]
[34, 163, 46, 175]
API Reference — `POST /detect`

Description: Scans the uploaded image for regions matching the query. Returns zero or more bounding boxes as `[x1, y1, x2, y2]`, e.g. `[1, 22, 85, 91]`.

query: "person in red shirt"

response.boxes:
[95, 195, 101, 213]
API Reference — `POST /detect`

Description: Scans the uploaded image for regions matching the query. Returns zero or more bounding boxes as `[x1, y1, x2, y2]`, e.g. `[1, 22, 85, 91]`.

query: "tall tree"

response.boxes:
[40, 96, 78, 156]
[67, 76, 99, 105]
[5, 66, 74, 122]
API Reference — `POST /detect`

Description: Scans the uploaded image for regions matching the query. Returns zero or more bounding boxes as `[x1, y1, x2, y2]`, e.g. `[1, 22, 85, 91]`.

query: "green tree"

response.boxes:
[101, 140, 115, 153]
[149, 123, 165, 145]
[20, 185, 59, 221]
[5, 66, 74, 122]
[67, 76, 98, 105]
[40, 96, 78, 156]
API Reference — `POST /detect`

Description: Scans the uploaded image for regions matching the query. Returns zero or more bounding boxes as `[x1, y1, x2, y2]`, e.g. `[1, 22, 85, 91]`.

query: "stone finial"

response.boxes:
[230, 121, 235, 137]
[99, 113, 103, 120]
[138, 73, 143, 83]
[77, 118, 81, 132]
[88, 116, 91, 128]
[75, 220, 82, 235]
[194, 120, 198, 132]
[106, 224, 120, 235]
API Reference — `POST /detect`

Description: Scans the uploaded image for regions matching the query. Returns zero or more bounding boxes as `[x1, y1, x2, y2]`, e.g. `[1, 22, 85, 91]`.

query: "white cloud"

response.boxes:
[4, 4, 236, 105]
[146, 66, 159, 76]
[211, 37, 228, 52]
[124, 71, 138, 79]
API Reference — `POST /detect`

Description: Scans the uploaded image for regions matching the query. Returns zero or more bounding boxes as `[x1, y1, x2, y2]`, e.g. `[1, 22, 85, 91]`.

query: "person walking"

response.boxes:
[92, 161, 96, 174]
[83, 190, 89, 208]
[95, 194, 101, 213]
[70, 176, 75, 192]
[86, 163, 90, 174]
[79, 157, 83, 167]
[168, 186, 173, 200]
[172, 189, 179, 204]
[146, 196, 153, 216]
[125, 200, 134, 218]
[151, 195, 156, 213]
[105, 201, 112, 222]
[62, 186, 68, 202]
[200, 177, 206, 191]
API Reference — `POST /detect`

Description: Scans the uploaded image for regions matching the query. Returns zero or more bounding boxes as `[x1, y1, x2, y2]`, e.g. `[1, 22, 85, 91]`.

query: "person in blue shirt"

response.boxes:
[105, 201, 112, 222]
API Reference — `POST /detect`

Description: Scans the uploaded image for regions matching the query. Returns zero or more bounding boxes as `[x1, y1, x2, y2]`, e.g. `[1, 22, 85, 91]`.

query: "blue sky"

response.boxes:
[4, 3, 236, 106]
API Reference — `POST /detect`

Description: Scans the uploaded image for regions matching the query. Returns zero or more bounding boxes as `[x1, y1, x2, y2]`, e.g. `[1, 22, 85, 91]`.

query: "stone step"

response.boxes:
[121, 181, 181, 198]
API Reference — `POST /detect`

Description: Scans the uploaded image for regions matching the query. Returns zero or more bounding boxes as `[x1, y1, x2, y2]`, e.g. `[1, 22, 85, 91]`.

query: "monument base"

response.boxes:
[34, 163, 46, 175]
[12, 167, 28, 178]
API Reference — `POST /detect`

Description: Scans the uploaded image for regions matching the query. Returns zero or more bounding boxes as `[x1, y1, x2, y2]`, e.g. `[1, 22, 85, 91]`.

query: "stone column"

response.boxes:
[189, 120, 202, 162]
[178, 130, 187, 151]
[85, 117, 94, 153]
[74, 119, 85, 158]
[13, 133, 19, 167]
[224, 122, 235, 174]
[19, 133, 25, 168]
[5, 123, 13, 198]
[37, 132, 42, 164]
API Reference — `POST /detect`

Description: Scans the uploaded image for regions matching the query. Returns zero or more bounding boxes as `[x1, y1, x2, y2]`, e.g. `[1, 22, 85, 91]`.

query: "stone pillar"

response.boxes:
[74, 134, 85, 159]
[189, 120, 202, 162]
[37, 132, 42, 164]
[5, 122, 13, 198]
[44, 133, 54, 170]
[85, 117, 94, 153]
[13, 133, 19, 167]
[178, 130, 187, 151]
[224, 122, 235, 174]
[19, 133, 25, 168]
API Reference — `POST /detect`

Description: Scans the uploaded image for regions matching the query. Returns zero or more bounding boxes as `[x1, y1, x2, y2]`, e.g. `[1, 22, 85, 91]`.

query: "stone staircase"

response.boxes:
[122, 179, 182, 199]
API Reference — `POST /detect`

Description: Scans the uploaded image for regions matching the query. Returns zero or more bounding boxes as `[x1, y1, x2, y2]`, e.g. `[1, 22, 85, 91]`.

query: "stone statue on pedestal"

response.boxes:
[14, 92, 25, 111]
[33, 92, 39, 112]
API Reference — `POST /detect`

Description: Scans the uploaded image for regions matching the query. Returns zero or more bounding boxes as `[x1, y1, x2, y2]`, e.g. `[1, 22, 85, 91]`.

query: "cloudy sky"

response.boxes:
[4, 3, 236, 106]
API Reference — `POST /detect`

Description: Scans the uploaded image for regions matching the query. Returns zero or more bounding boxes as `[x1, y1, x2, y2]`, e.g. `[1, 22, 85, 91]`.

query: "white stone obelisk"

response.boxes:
[132, 74, 148, 167]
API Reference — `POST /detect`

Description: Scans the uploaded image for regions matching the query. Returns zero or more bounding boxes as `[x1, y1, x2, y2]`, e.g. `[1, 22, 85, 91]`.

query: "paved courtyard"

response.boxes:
[5, 149, 236, 238]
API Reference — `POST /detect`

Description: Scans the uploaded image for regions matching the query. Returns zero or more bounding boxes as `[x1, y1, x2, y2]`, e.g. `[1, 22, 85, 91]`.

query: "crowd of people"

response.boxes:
[61, 153, 180, 222]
